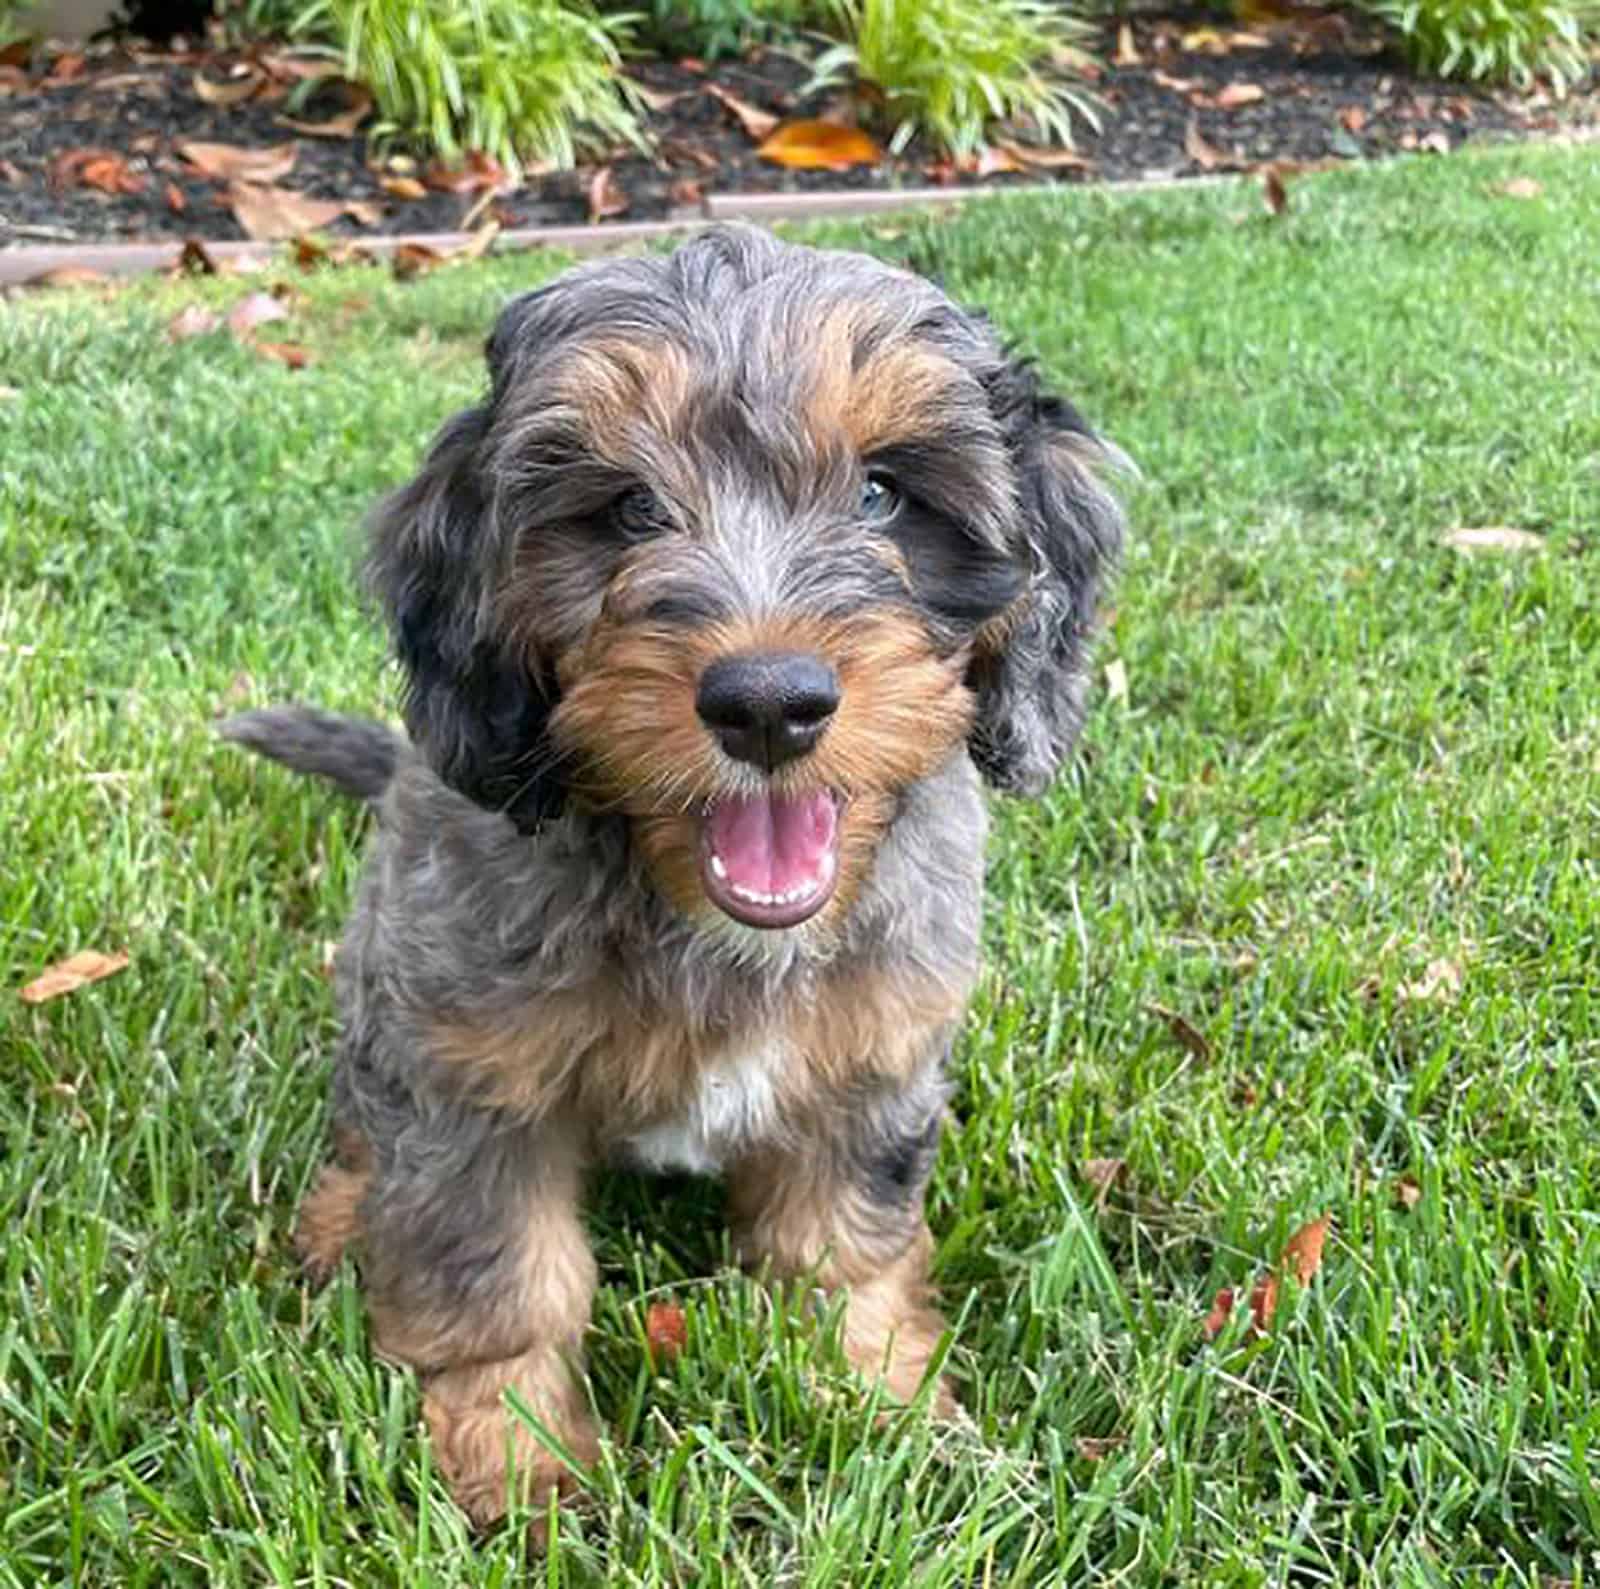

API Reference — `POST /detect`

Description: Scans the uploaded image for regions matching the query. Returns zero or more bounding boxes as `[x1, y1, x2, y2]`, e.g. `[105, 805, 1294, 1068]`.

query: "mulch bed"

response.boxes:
[1, 11, 1596, 250]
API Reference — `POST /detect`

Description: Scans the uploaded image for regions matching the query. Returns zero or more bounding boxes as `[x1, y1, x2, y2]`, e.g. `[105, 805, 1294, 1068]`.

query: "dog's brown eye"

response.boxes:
[861, 471, 901, 523]
[610, 486, 669, 541]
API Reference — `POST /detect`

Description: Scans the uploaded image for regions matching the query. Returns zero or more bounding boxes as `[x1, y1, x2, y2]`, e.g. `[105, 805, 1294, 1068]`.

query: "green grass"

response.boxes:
[3, 146, 1600, 1584]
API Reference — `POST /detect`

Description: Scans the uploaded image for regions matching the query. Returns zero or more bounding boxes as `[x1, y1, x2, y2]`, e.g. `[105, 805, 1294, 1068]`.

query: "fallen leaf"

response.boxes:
[1146, 1002, 1211, 1061]
[667, 176, 705, 207]
[586, 164, 629, 223]
[709, 83, 781, 142]
[1282, 1214, 1330, 1285]
[1397, 957, 1463, 1004]
[993, 139, 1091, 170]
[1152, 70, 1203, 93]
[167, 303, 221, 341]
[20, 949, 130, 1004]
[179, 140, 298, 184]
[49, 148, 145, 194]
[1180, 27, 1228, 52]
[79, 153, 147, 196]
[452, 221, 499, 263]
[42, 50, 87, 84]
[1074, 1435, 1126, 1460]
[1103, 656, 1128, 703]
[390, 241, 446, 279]
[1214, 82, 1266, 109]
[1226, 30, 1272, 47]
[380, 175, 428, 200]
[22, 265, 109, 289]
[1339, 105, 1367, 134]
[1494, 176, 1542, 199]
[1395, 1175, 1423, 1211]
[972, 144, 1024, 176]
[628, 78, 686, 113]
[252, 341, 313, 368]
[1248, 1271, 1279, 1333]
[1184, 118, 1228, 170]
[422, 150, 509, 194]
[226, 182, 349, 241]
[165, 181, 187, 214]
[193, 68, 263, 107]
[0, 157, 24, 183]
[0, 38, 29, 67]
[1202, 1287, 1235, 1338]
[1113, 21, 1141, 65]
[1262, 166, 1289, 214]
[226, 290, 290, 337]
[645, 1300, 687, 1363]
[277, 86, 373, 139]
[1419, 130, 1450, 155]
[1080, 1156, 1126, 1191]
[260, 51, 333, 83]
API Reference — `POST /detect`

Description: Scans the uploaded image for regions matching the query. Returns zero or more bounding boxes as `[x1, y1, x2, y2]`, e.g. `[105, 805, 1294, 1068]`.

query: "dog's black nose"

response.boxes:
[696, 652, 840, 771]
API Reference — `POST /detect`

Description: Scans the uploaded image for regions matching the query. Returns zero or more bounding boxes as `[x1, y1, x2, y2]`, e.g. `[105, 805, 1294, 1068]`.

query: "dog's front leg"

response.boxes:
[349, 1116, 600, 1529]
[727, 1072, 957, 1416]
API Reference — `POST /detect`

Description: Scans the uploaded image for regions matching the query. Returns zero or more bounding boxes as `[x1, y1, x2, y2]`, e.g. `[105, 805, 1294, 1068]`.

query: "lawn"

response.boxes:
[3, 145, 1599, 1585]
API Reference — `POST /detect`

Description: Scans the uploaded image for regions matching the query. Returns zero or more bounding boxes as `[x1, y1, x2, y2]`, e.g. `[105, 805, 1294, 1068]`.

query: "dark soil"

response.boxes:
[1, 13, 1594, 248]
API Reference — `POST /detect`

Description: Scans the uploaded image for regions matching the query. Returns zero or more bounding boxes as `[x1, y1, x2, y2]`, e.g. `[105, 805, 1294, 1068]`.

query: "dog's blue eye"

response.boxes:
[610, 486, 668, 540]
[861, 471, 901, 522]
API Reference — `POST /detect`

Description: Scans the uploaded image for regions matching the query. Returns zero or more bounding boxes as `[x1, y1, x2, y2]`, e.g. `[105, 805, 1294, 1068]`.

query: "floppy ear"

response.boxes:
[365, 358, 563, 832]
[966, 359, 1125, 796]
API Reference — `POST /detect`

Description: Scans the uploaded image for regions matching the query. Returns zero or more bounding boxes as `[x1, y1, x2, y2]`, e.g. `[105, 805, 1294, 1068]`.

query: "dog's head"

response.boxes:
[368, 224, 1123, 933]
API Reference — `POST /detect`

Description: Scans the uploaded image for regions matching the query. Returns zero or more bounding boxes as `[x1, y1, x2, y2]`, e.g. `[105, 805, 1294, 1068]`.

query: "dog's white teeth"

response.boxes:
[709, 853, 728, 880]
[727, 878, 819, 907]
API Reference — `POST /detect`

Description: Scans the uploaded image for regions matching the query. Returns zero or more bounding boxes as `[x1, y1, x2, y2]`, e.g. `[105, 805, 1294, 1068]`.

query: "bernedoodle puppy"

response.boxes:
[223, 222, 1124, 1529]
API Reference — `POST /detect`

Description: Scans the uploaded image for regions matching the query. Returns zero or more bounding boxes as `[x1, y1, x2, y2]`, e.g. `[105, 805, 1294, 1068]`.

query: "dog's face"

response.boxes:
[369, 226, 1122, 933]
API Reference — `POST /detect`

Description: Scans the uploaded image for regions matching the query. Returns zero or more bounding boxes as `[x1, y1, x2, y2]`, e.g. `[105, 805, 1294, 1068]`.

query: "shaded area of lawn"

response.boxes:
[2, 149, 1599, 1582]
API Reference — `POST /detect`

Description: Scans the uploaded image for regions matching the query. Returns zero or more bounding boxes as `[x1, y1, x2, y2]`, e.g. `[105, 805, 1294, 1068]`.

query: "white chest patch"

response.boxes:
[619, 1044, 784, 1176]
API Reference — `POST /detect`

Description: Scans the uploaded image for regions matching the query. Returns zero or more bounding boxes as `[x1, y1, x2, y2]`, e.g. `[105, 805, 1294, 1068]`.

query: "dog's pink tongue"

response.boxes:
[707, 790, 836, 900]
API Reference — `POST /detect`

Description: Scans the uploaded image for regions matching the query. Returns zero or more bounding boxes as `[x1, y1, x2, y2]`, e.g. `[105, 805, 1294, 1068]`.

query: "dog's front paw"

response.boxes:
[422, 1360, 600, 1534]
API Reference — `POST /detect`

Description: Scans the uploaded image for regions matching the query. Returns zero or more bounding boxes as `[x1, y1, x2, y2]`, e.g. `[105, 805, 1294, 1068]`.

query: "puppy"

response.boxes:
[224, 222, 1123, 1528]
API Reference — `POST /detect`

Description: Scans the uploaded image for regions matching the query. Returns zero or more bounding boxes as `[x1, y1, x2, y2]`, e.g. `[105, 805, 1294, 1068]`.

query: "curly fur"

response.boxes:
[223, 223, 1123, 1532]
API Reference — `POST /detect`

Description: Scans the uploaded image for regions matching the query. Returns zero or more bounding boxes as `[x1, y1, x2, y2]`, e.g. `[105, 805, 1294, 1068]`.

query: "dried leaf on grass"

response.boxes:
[1146, 1002, 1211, 1061]
[253, 341, 313, 369]
[1441, 526, 1545, 553]
[179, 140, 297, 184]
[1262, 166, 1289, 214]
[645, 1301, 687, 1363]
[707, 82, 780, 141]
[1494, 176, 1542, 199]
[1202, 1213, 1331, 1339]
[167, 303, 221, 341]
[1395, 1175, 1423, 1210]
[1397, 957, 1463, 1004]
[1103, 656, 1128, 704]
[23, 265, 111, 289]
[1074, 1435, 1126, 1461]
[226, 290, 290, 337]
[21, 949, 130, 1004]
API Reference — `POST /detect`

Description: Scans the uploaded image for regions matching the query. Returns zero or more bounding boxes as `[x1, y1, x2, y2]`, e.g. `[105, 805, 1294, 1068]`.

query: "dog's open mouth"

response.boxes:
[699, 789, 840, 929]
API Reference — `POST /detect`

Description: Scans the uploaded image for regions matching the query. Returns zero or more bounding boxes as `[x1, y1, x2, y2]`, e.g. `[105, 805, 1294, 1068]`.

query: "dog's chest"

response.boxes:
[616, 1044, 784, 1176]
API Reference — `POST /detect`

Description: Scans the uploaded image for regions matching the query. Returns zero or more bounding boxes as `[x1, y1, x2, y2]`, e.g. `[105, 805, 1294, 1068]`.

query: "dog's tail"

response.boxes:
[219, 706, 402, 803]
